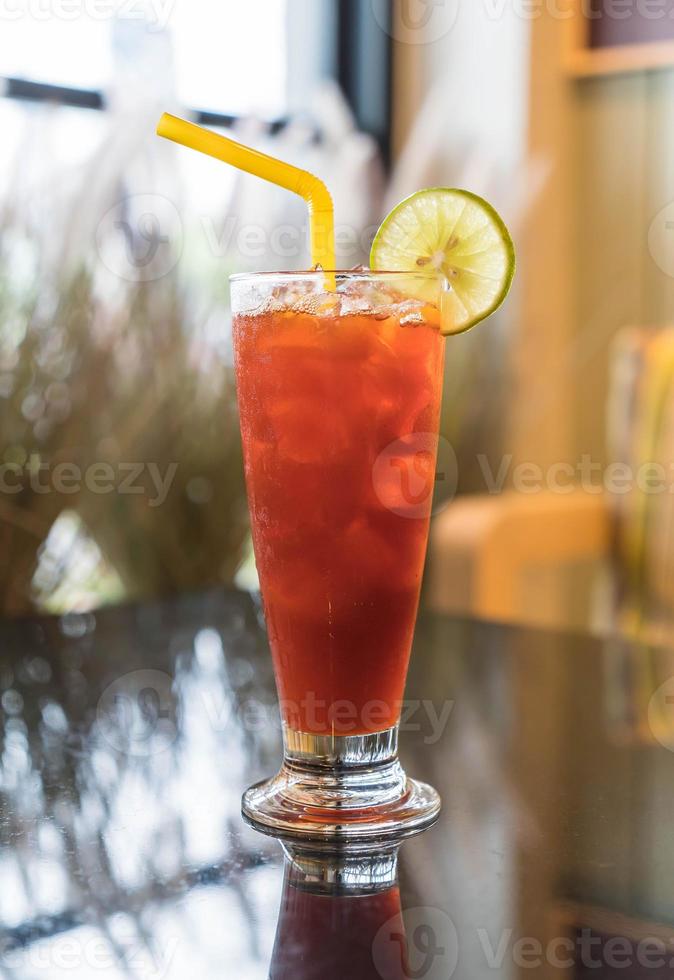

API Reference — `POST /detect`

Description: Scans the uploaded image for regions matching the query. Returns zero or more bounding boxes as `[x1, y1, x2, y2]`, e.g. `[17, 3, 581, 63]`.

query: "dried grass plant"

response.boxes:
[0, 122, 249, 617]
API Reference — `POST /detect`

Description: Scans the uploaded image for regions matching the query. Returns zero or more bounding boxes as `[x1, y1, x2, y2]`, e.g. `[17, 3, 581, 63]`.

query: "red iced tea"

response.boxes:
[270, 879, 408, 980]
[233, 282, 445, 735]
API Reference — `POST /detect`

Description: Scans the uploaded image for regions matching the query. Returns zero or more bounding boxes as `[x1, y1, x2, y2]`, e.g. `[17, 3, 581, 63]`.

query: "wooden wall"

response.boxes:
[393, 4, 674, 471]
[574, 69, 674, 462]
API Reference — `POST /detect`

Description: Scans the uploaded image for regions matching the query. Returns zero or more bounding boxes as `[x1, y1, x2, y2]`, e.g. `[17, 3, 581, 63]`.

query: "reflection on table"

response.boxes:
[2, 591, 674, 977]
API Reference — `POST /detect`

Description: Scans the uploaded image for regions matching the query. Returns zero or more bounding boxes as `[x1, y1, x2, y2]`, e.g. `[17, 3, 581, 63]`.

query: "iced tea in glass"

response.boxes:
[232, 271, 444, 839]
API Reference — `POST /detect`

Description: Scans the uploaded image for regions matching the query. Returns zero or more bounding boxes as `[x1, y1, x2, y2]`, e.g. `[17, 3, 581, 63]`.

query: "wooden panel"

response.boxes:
[642, 70, 674, 324]
[511, 13, 577, 470]
[565, 0, 674, 75]
[574, 73, 648, 461]
[568, 41, 674, 77]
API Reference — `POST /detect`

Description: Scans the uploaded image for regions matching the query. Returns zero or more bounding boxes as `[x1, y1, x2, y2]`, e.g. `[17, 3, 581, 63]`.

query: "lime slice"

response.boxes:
[370, 188, 515, 335]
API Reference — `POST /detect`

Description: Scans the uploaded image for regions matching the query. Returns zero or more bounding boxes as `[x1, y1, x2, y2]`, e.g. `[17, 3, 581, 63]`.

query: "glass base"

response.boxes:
[242, 725, 441, 842]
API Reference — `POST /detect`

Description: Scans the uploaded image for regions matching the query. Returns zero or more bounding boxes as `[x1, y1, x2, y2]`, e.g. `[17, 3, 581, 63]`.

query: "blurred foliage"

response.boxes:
[0, 209, 249, 617]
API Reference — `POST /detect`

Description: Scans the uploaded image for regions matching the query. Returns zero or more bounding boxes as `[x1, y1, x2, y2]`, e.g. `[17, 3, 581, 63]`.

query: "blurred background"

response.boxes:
[2, 0, 674, 644]
[4, 5, 674, 973]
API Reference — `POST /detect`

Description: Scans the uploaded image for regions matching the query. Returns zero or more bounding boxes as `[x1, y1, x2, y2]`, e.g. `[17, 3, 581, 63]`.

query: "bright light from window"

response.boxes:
[0, 17, 110, 90]
[171, 0, 288, 116]
[0, 0, 288, 116]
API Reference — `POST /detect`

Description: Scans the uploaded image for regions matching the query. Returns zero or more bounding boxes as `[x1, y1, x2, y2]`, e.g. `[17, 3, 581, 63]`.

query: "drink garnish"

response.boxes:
[370, 188, 515, 335]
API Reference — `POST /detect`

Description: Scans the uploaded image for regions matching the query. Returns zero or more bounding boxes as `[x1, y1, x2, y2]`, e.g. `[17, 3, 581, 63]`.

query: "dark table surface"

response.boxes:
[2, 587, 674, 978]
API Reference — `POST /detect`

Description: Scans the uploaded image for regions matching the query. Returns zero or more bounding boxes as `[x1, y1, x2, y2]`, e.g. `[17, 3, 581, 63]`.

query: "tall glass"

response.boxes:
[231, 270, 445, 839]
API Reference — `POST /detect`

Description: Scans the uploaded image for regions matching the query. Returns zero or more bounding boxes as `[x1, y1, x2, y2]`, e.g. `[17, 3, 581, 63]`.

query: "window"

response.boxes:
[0, 0, 393, 160]
[0, 0, 289, 118]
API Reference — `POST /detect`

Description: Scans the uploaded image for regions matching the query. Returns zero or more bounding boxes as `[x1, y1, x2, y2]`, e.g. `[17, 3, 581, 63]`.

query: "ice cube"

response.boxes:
[400, 312, 426, 327]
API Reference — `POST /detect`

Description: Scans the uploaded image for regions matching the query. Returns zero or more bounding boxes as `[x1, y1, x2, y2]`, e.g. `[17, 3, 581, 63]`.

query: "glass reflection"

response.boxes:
[269, 843, 411, 980]
[0, 595, 282, 975]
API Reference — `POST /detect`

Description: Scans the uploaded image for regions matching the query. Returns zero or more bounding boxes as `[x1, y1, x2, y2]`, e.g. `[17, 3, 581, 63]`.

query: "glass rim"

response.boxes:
[229, 269, 445, 284]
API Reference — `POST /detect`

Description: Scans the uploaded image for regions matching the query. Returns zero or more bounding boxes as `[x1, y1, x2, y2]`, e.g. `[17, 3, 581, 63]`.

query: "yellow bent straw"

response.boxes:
[156, 113, 336, 279]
